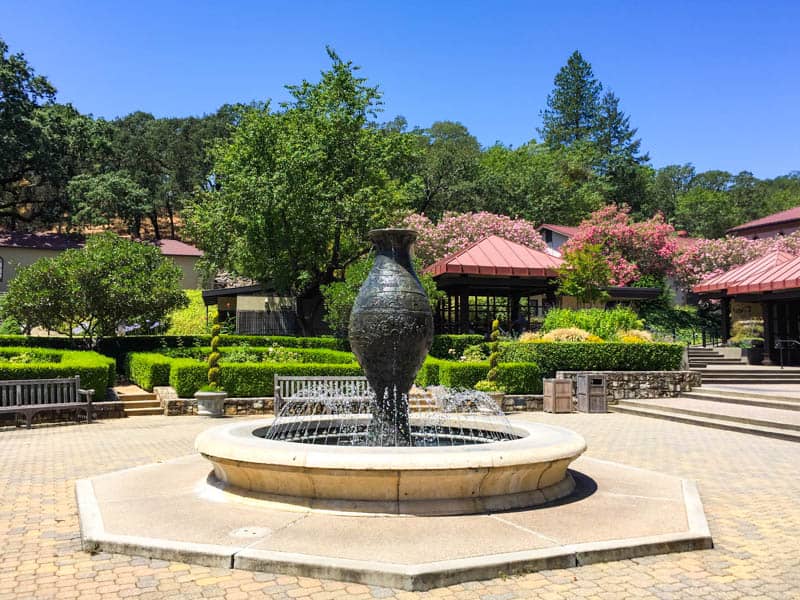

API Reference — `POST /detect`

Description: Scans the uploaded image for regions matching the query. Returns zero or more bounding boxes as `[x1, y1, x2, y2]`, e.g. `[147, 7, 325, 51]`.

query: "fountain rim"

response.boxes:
[194, 418, 587, 471]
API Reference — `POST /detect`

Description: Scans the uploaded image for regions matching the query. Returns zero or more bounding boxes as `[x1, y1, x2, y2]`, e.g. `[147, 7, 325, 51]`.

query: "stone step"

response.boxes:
[118, 393, 158, 402]
[684, 390, 800, 411]
[123, 407, 164, 416]
[120, 398, 160, 409]
[609, 405, 800, 443]
[615, 397, 800, 432]
[695, 386, 800, 402]
[701, 378, 800, 385]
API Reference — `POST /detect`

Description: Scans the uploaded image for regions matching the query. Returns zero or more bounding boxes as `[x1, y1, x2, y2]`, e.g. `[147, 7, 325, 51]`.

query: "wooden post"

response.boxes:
[720, 296, 731, 344]
[762, 301, 774, 366]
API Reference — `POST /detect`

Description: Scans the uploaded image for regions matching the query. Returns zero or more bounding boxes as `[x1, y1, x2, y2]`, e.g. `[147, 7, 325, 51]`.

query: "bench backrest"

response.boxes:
[0, 376, 81, 408]
[273, 375, 372, 413]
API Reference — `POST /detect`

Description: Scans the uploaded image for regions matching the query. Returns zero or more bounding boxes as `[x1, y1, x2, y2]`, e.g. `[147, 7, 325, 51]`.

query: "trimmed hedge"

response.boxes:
[501, 342, 683, 377]
[497, 362, 542, 394]
[168, 359, 363, 397]
[415, 357, 443, 387]
[0, 348, 115, 393]
[439, 361, 490, 389]
[126, 353, 173, 391]
[162, 347, 355, 364]
[429, 334, 486, 359]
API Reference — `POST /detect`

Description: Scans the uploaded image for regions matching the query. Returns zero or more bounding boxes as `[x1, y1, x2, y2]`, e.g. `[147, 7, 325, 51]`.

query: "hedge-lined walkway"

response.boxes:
[0, 413, 797, 599]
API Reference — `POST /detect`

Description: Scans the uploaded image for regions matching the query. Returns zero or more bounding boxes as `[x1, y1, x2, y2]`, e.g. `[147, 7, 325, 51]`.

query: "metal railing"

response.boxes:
[774, 339, 800, 369]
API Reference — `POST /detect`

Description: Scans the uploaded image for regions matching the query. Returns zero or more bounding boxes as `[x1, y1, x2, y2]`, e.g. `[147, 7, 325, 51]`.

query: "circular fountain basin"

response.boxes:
[195, 418, 587, 515]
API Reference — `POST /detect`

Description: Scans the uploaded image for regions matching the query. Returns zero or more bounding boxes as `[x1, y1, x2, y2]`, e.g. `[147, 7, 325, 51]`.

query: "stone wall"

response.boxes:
[503, 395, 543, 412]
[554, 371, 702, 405]
[154, 386, 273, 416]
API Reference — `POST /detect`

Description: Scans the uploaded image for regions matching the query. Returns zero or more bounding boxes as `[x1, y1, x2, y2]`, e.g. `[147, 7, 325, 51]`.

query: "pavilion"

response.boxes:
[693, 250, 800, 364]
[425, 235, 660, 335]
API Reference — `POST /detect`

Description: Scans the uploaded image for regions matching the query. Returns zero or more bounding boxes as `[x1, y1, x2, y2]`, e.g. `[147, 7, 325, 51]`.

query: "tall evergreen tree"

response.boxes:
[539, 51, 602, 147]
[594, 91, 647, 163]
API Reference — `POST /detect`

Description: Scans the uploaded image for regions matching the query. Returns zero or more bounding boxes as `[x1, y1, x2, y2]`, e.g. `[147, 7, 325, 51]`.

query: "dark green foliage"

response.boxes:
[168, 359, 208, 397]
[496, 362, 542, 394]
[168, 359, 363, 397]
[207, 320, 222, 389]
[321, 255, 442, 336]
[438, 362, 490, 389]
[415, 357, 444, 387]
[159, 347, 355, 364]
[501, 342, 683, 377]
[429, 335, 485, 359]
[125, 353, 173, 391]
[0, 348, 114, 393]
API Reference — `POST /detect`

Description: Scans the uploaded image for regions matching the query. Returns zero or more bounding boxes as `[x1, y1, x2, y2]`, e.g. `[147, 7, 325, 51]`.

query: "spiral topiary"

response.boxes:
[487, 318, 500, 382]
[207, 318, 222, 390]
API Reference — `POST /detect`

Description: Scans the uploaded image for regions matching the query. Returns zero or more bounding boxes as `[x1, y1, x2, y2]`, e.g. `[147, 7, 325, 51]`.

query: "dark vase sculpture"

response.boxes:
[348, 229, 434, 446]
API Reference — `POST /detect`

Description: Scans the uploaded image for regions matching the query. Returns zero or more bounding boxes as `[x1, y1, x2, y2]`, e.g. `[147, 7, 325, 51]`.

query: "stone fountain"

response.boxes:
[195, 229, 587, 514]
[77, 229, 712, 590]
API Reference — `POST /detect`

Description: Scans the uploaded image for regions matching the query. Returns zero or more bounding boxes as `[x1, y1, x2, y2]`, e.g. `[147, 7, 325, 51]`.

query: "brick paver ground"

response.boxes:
[0, 412, 798, 599]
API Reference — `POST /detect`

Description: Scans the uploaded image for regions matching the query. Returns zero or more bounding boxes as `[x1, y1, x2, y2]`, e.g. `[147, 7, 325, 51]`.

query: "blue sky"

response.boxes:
[2, 0, 798, 178]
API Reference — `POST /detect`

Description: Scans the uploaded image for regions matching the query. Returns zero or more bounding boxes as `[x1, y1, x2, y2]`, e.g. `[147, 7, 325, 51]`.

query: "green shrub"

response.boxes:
[415, 357, 444, 387]
[169, 359, 208, 397]
[162, 346, 356, 364]
[496, 362, 542, 394]
[429, 335, 485, 359]
[542, 307, 643, 340]
[0, 348, 115, 393]
[439, 361, 489, 389]
[168, 358, 364, 397]
[126, 353, 173, 391]
[501, 341, 683, 377]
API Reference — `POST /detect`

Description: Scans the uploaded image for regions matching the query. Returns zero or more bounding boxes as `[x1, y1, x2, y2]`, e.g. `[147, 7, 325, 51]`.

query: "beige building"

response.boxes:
[0, 232, 205, 292]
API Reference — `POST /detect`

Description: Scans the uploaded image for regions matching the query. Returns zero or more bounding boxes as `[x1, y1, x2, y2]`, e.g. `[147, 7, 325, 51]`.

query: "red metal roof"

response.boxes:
[425, 235, 563, 278]
[537, 223, 579, 238]
[0, 232, 84, 251]
[692, 250, 795, 294]
[726, 255, 800, 295]
[727, 205, 800, 234]
[0, 231, 202, 257]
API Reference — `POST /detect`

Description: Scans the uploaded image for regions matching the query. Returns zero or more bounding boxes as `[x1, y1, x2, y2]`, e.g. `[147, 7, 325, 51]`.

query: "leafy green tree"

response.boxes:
[186, 48, 420, 333]
[675, 187, 741, 238]
[413, 121, 481, 219]
[67, 172, 150, 234]
[540, 51, 603, 147]
[320, 256, 442, 336]
[478, 141, 608, 224]
[1, 233, 188, 345]
[556, 243, 612, 305]
[641, 164, 695, 220]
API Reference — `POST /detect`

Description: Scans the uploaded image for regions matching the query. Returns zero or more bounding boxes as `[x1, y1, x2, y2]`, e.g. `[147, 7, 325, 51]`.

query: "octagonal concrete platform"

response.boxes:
[76, 454, 712, 591]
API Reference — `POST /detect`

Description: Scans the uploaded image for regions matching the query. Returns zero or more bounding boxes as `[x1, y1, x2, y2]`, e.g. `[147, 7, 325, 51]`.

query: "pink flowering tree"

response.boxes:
[400, 212, 546, 267]
[673, 231, 800, 287]
[561, 205, 679, 286]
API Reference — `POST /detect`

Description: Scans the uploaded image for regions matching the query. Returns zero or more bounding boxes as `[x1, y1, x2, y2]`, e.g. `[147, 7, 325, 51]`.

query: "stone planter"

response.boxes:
[194, 391, 227, 417]
[487, 392, 505, 411]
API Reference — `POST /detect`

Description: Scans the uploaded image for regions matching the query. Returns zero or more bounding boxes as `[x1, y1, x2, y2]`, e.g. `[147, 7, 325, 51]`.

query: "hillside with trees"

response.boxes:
[2, 37, 798, 304]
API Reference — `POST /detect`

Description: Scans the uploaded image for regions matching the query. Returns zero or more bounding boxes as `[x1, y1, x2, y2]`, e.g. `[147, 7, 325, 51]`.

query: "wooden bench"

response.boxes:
[273, 375, 372, 414]
[0, 376, 94, 429]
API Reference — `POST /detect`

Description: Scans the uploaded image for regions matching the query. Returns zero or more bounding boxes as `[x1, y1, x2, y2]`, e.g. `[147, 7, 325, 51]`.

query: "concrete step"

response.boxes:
[685, 389, 800, 411]
[118, 393, 157, 402]
[614, 398, 800, 432]
[696, 386, 800, 402]
[123, 406, 164, 416]
[609, 405, 800, 443]
[700, 378, 800, 385]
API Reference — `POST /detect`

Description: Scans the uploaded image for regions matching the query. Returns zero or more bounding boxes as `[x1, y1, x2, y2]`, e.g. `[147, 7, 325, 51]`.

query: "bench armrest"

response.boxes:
[79, 389, 95, 403]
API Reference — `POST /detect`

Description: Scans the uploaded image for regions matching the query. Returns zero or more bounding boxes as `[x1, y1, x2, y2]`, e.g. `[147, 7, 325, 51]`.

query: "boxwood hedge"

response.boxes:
[126, 353, 173, 391]
[429, 334, 486, 359]
[0, 348, 115, 393]
[167, 359, 364, 397]
[501, 341, 683, 377]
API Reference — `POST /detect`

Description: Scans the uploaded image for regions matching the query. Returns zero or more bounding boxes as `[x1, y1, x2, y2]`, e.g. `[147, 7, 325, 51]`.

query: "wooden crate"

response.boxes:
[543, 378, 572, 413]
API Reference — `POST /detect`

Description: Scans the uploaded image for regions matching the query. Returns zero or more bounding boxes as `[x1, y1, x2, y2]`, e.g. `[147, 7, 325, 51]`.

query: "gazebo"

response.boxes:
[693, 250, 800, 364]
[425, 236, 661, 335]
[425, 236, 561, 334]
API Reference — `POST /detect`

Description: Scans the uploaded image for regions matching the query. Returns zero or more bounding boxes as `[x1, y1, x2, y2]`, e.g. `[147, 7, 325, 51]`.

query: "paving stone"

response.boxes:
[0, 413, 798, 598]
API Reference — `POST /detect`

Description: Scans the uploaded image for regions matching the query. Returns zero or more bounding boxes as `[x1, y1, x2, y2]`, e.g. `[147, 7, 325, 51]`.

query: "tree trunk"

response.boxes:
[150, 213, 161, 239]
